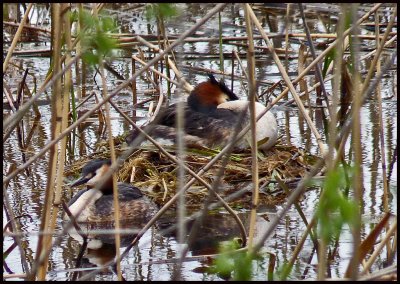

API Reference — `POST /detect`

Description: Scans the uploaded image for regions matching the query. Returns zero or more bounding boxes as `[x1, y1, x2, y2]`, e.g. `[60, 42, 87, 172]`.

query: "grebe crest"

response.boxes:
[187, 74, 239, 113]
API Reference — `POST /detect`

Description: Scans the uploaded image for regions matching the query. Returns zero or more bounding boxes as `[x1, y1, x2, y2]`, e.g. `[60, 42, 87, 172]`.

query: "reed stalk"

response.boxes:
[100, 56, 123, 282]
[298, 3, 332, 118]
[346, 5, 362, 280]
[231, 50, 235, 90]
[284, 4, 291, 74]
[232, 50, 249, 82]
[73, 4, 82, 100]
[3, 20, 51, 33]
[47, 4, 73, 272]
[218, 11, 224, 72]
[173, 95, 187, 280]
[3, 3, 33, 73]
[374, 9, 391, 261]
[92, 3, 123, 278]
[33, 3, 63, 280]
[131, 56, 137, 122]
[113, 31, 396, 47]
[360, 5, 397, 96]
[243, 3, 259, 250]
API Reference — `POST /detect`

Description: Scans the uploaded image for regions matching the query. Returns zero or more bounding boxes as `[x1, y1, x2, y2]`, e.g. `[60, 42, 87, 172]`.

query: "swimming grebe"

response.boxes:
[65, 159, 157, 223]
[126, 74, 278, 150]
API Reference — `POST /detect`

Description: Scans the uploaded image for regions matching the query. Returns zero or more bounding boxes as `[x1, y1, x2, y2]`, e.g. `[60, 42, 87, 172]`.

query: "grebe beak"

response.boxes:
[70, 175, 92, 187]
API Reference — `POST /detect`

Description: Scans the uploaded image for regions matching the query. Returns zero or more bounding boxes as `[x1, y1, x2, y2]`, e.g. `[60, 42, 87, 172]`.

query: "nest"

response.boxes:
[66, 136, 321, 211]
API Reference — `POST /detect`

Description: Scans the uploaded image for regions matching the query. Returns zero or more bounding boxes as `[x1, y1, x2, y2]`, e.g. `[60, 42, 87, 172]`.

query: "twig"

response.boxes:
[3, 20, 51, 33]
[3, 3, 33, 73]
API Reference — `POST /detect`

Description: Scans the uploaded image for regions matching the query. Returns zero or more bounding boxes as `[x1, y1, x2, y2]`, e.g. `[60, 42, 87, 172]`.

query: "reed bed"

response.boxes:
[3, 3, 397, 281]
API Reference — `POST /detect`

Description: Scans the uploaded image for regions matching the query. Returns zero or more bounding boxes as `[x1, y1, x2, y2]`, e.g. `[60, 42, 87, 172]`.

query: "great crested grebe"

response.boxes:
[126, 74, 278, 150]
[65, 159, 157, 223]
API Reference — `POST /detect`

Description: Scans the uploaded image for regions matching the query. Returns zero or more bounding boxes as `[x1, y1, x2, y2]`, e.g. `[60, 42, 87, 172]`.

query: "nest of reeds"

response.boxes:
[66, 136, 321, 211]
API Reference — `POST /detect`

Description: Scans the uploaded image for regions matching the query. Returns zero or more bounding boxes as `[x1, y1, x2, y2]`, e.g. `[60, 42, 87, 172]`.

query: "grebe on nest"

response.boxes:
[65, 159, 157, 224]
[126, 74, 278, 150]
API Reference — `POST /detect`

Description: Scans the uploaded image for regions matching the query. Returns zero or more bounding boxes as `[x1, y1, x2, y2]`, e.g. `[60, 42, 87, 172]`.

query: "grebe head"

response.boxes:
[70, 159, 113, 193]
[187, 74, 239, 113]
[66, 159, 154, 223]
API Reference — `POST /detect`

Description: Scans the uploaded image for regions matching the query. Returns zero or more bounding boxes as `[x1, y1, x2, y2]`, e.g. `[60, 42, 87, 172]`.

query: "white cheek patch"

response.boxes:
[86, 165, 108, 187]
[218, 92, 229, 104]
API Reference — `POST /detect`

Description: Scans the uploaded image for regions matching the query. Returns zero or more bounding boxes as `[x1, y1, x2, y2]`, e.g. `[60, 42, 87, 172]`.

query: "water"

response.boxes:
[3, 3, 397, 281]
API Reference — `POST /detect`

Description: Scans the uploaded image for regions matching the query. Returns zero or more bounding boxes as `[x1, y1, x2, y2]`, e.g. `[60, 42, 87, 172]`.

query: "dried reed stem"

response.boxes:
[114, 32, 396, 45]
[298, 3, 332, 118]
[99, 38, 123, 283]
[360, 5, 397, 96]
[284, 4, 291, 73]
[361, 220, 397, 274]
[347, 5, 363, 280]
[33, 3, 62, 280]
[3, 3, 33, 73]
[244, 3, 259, 250]
[374, 9, 391, 261]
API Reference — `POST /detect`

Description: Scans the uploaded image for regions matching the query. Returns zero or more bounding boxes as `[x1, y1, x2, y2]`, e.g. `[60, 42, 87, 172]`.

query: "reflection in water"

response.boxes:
[157, 211, 272, 256]
[65, 210, 274, 280]
[65, 221, 139, 280]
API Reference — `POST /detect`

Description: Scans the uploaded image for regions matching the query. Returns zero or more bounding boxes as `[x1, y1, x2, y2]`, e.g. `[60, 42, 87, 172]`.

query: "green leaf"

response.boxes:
[316, 165, 357, 243]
